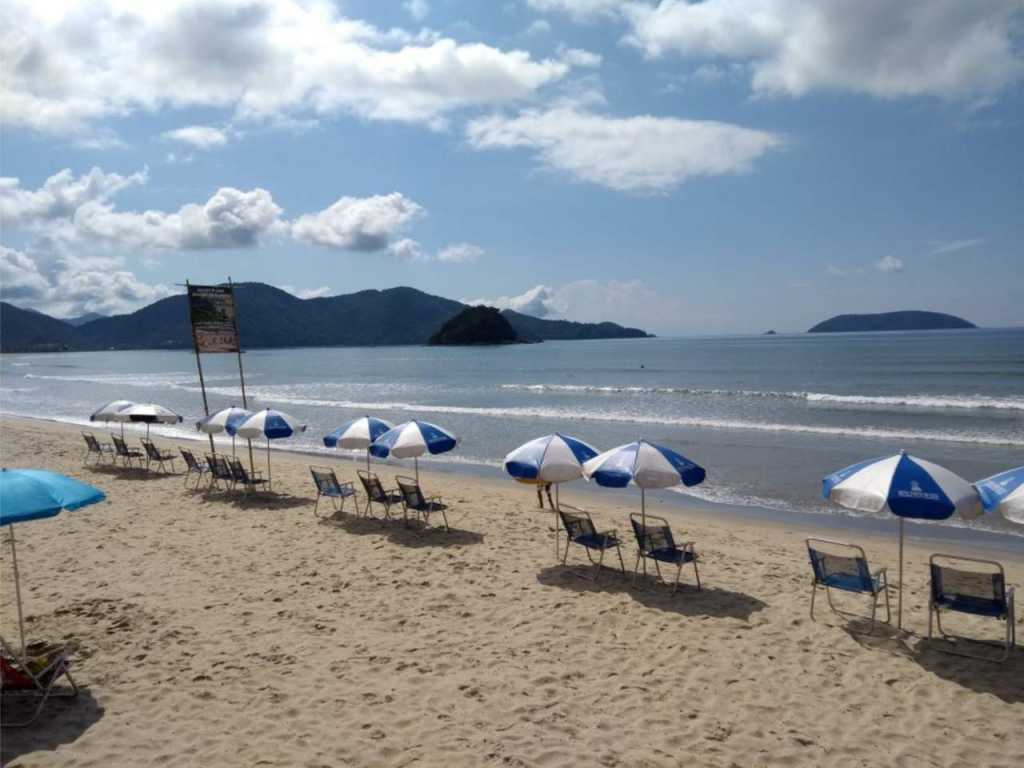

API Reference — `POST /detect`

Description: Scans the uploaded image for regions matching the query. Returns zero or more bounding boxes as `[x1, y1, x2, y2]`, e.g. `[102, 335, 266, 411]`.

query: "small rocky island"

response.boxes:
[428, 306, 529, 346]
[808, 310, 976, 333]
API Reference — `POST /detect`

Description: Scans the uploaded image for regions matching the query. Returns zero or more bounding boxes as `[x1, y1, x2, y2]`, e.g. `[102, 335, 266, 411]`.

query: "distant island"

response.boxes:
[0, 283, 652, 353]
[429, 306, 527, 346]
[808, 310, 976, 334]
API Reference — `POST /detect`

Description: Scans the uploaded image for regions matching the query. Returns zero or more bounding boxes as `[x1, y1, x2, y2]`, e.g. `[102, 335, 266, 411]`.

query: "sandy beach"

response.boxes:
[1, 415, 1021, 767]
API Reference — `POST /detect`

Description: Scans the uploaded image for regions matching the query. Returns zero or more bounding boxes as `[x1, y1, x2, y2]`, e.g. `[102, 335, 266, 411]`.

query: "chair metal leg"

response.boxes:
[692, 557, 702, 592]
[809, 581, 818, 621]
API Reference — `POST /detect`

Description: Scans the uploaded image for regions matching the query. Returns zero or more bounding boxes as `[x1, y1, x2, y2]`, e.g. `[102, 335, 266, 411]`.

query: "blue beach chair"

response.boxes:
[807, 538, 890, 633]
[310, 465, 356, 519]
[630, 513, 701, 592]
[557, 504, 625, 581]
[928, 554, 1016, 662]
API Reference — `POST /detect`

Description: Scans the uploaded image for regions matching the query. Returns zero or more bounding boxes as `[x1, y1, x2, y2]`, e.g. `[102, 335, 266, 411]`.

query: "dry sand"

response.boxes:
[1, 415, 1022, 767]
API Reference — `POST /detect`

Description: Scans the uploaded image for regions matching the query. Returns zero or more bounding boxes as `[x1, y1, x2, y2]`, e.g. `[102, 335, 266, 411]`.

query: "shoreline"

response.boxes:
[6, 412, 1023, 557]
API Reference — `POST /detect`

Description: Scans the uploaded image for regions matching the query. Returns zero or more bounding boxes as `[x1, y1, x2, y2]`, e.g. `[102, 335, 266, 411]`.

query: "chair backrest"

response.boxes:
[208, 455, 231, 480]
[807, 538, 873, 591]
[82, 432, 97, 451]
[358, 470, 387, 501]
[630, 513, 676, 553]
[557, 504, 596, 539]
[111, 435, 129, 456]
[141, 439, 160, 460]
[395, 476, 425, 508]
[930, 554, 1006, 608]
[180, 449, 200, 471]
[310, 465, 340, 495]
[228, 458, 248, 482]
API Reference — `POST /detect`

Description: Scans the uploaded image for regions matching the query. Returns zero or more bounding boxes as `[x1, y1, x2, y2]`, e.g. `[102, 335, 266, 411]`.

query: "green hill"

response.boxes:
[429, 306, 524, 345]
[808, 311, 976, 333]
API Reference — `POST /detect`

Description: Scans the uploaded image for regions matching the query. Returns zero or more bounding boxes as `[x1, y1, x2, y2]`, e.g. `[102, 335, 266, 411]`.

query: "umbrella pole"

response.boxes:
[8, 524, 27, 658]
[554, 483, 560, 560]
[415, 456, 419, 485]
[898, 517, 904, 631]
[267, 440, 272, 492]
[232, 435, 236, 458]
[641, 488, 647, 577]
[366, 448, 371, 474]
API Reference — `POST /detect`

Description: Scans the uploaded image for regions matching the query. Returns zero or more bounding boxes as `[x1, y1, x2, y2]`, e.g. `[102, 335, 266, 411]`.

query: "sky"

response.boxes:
[1, 0, 1022, 335]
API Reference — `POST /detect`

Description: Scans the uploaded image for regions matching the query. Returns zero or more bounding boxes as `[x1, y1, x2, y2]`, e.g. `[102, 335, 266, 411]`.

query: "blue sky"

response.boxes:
[1, 0, 1022, 334]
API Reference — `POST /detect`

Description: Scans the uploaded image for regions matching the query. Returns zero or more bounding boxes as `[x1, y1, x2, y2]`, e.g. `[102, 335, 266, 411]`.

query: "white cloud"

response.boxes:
[558, 46, 602, 68]
[280, 284, 332, 299]
[436, 242, 484, 263]
[2, 0, 572, 139]
[76, 187, 285, 249]
[526, 19, 552, 36]
[389, 238, 426, 261]
[404, 0, 429, 22]
[1, 167, 147, 228]
[0, 247, 176, 316]
[623, 0, 1024, 101]
[527, 0, 622, 22]
[466, 106, 782, 192]
[876, 255, 905, 273]
[471, 279, 672, 328]
[291, 193, 424, 251]
[930, 237, 986, 255]
[162, 125, 231, 150]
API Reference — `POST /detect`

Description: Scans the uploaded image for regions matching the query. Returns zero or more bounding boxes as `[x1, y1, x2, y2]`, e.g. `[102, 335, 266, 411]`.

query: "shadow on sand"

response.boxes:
[536, 564, 767, 621]
[910, 638, 1024, 703]
[1, 688, 104, 765]
[320, 512, 485, 549]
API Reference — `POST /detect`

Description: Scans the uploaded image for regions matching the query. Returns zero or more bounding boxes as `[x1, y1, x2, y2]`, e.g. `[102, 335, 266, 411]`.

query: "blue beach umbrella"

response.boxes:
[824, 451, 982, 629]
[197, 406, 254, 456]
[236, 408, 307, 491]
[324, 416, 392, 471]
[974, 466, 1024, 525]
[583, 439, 706, 574]
[504, 433, 600, 557]
[369, 420, 458, 482]
[0, 469, 106, 657]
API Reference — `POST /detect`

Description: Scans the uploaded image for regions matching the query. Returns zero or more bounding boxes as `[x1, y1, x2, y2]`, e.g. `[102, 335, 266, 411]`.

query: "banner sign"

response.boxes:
[187, 284, 239, 353]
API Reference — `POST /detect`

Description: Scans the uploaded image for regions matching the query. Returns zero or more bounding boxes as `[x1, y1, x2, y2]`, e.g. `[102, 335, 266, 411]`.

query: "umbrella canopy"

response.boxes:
[324, 416, 392, 472]
[197, 406, 254, 436]
[90, 400, 136, 436]
[823, 451, 981, 629]
[583, 439, 706, 489]
[115, 402, 183, 439]
[504, 433, 599, 484]
[974, 466, 1024, 525]
[1, 468, 106, 656]
[369, 420, 457, 482]
[235, 408, 307, 490]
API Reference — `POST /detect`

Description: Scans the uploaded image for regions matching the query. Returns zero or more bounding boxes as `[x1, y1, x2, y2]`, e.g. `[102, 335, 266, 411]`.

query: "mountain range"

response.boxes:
[0, 283, 651, 353]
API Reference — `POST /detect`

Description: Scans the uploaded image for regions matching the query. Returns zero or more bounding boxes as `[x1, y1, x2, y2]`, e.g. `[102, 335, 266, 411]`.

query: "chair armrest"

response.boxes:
[429, 495, 443, 504]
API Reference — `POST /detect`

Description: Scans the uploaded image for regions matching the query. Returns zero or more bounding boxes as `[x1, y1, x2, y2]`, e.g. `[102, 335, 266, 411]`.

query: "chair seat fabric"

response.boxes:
[323, 486, 355, 498]
[820, 572, 879, 594]
[647, 547, 695, 565]
[934, 593, 1007, 618]
[573, 533, 618, 550]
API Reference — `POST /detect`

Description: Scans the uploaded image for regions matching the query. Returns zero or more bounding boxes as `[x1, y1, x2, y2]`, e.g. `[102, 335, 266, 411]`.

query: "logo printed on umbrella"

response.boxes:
[896, 480, 940, 501]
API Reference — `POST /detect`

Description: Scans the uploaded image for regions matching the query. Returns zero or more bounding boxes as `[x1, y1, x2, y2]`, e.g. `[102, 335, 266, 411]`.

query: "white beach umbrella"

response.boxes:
[823, 451, 982, 630]
[369, 420, 458, 482]
[89, 400, 135, 436]
[235, 408, 307, 490]
[116, 403, 183, 439]
[974, 466, 1024, 525]
[504, 433, 600, 557]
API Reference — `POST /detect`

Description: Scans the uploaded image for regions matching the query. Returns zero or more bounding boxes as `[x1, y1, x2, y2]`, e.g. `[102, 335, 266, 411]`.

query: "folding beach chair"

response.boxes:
[557, 504, 626, 580]
[141, 438, 178, 474]
[357, 470, 402, 519]
[310, 465, 356, 518]
[630, 513, 701, 592]
[0, 636, 78, 728]
[206, 455, 235, 491]
[395, 475, 449, 531]
[81, 432, 114, 465]
[111, 434, 144, 470]
[229, 458, 268, 493]
[928, 554, 1016, 662]
[807, 538, 890, 634]
[180, 448, 210, 489]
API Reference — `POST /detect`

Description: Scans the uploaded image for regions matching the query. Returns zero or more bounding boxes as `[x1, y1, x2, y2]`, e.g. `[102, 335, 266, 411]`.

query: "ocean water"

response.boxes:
[2, 328, 1022, 537]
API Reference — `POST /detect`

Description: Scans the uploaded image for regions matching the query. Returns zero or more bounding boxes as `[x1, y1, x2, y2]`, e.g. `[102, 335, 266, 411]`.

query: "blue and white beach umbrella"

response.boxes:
[583, 439, 706, 541]
[369, 420, 458, 481]
[1, 469, 106, 656]
[974, 466, 1024, 525]
[824, 451, 981, 629]
[505, 433, 600, 557]
[197, 406, 254, 456]
[236, 408, 307, 490]
[324, 416, 392, 471]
